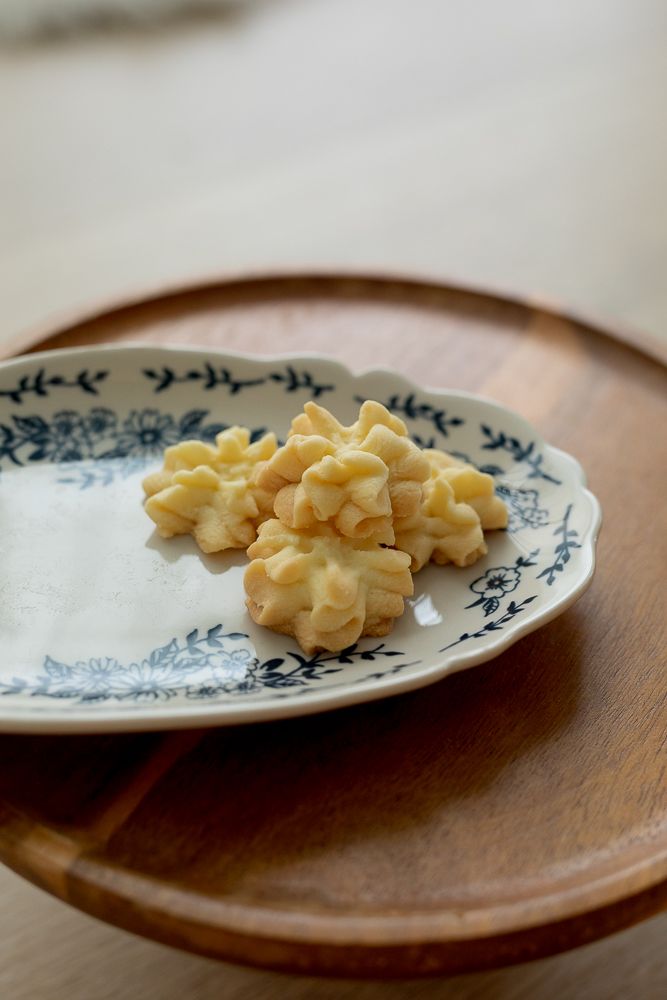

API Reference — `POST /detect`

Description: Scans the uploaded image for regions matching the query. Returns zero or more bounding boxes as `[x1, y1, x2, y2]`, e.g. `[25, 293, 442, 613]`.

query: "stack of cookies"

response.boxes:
[142, 401, 507, 654]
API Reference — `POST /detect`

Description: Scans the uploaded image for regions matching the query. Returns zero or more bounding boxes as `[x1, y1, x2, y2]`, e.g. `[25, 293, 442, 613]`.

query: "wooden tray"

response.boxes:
[0, 274, 665, 978]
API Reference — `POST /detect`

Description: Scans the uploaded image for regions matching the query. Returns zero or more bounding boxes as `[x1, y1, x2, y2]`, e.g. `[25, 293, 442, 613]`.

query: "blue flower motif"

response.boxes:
[0, 406, 266, 488]
[113, 410, 180, 457]
[44, 410, 90, 461]
[83, 407, 117, 437]
[496, 484, 549, 532]
[210, 648, 254, 680]
[50, 410, 84, 437]
[111, 661, 178, 701]
[471, 567, 521, 599]
[466, 551, 538, 618]
[516, 505, 548, 529]
[0, 629, 412, 705]
[39, 655, 121, 700]
[69, 656, 121, 694]
[69, 658, 121, 697]
[186, 652, 261, 699]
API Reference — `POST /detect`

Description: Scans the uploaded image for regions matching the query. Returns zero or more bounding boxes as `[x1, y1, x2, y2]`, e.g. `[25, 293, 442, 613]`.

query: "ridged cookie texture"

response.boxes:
[143, 427, 277, 552]
[141, 400, 509, 654]
[245, 519, 414, 654]
[394, 449, 507, 571]
[255, 401, 430, 542]
[423, 449, 508, 530]
[393, 475, 486, 571]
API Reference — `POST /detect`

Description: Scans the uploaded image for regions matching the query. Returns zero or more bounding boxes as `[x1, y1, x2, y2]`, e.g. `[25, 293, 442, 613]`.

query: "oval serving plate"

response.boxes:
[0, 345, 600, 732]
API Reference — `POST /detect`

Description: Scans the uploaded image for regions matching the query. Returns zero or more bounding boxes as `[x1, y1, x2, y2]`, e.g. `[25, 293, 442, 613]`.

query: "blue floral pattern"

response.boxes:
[466, 551, 539, 616]
[0, 407, 267, 488]
[0, 351, 597, 719]
[496, 484, 550, 532]
[0, 627, 413, 704]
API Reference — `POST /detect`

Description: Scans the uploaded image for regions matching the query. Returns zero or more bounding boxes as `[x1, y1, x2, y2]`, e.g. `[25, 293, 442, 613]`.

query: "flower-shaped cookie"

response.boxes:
[394, 475, 487, 572]
[245, 519, 413, 654]
[144, 465, 261, 552]
[255, 401, 430, 542]
[143, 427, 277, 551]
[424, 449, 508, 530]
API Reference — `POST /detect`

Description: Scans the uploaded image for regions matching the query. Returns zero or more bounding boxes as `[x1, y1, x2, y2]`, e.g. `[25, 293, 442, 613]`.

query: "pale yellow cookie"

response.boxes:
[273, 451, 395, 544]
[245, 519, 413, 654]
[145, 466, 260, 552]
[423, 449, 508, 530]
[289, 397, 407, 442]
[255, 401, 429, 541]
[394, 474, 487, 572]
[143, 426, 277, 551]
[289, 400, 429, 516]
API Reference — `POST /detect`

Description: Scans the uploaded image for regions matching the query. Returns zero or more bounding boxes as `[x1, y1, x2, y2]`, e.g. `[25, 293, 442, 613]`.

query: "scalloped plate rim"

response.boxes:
[0, 344, 602, 733]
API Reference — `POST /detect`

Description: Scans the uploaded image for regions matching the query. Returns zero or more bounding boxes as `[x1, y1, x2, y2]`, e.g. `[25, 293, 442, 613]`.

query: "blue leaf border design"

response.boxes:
[537, 504, 582, 585]
[440, 596, 538, 652]
[0, 368, 109, 405]
[143, 363, 335, 399]
[356, 392, 465, 438]
[480, 424, 562, 484]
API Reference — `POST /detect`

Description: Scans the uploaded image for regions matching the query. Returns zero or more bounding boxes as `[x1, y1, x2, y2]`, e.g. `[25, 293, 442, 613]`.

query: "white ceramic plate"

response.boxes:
[0, 346, 601, 732]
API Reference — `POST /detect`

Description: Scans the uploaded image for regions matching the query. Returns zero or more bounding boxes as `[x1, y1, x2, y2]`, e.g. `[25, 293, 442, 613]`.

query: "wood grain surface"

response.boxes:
[0, 275, 665, 978]
[1, 866, 667, 1000]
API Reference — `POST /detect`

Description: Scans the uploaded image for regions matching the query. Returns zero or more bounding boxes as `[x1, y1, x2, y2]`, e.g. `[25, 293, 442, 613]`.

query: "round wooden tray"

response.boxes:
[1, 274, 666, 978]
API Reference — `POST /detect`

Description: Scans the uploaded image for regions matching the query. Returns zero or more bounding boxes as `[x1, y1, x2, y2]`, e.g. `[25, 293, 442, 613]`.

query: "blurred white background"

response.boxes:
[2, 0, 667, 344]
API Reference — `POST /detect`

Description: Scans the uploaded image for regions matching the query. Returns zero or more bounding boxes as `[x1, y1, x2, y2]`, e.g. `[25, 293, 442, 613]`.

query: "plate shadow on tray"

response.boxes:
[123, 620, 582, 901]
[0, 609, 583, 910]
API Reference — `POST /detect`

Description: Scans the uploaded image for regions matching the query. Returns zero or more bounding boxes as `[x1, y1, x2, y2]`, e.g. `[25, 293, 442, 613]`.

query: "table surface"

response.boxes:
[2, 0, 667, 995]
